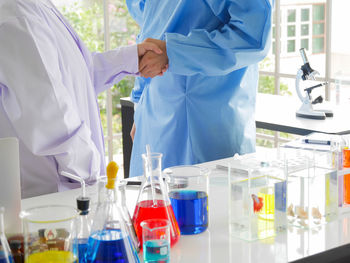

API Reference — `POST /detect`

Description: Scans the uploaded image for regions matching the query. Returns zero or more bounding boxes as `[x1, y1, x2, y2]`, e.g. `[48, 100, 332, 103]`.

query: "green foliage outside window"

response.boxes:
[60, 0, 139, 154]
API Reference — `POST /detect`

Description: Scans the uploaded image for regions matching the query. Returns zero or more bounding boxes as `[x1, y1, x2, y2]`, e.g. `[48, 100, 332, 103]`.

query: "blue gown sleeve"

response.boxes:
[165, 0, 273, 76]
[126, 0, 146, 26]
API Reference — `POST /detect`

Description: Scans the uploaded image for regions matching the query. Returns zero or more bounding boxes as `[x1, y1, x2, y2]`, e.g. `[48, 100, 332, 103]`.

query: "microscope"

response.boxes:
[295, 48, 333, 120]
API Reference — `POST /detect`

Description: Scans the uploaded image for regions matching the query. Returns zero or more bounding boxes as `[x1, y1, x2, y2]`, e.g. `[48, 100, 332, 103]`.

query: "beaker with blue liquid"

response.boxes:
[141, 219, 170, 263]
[165, 166, 209, 235]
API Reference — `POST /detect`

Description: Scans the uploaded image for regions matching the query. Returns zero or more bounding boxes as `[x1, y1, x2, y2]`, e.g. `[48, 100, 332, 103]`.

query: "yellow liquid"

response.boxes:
[26, 251, 77, 263]
[257, 218, 275, 242]
[258, 191, 275, 220]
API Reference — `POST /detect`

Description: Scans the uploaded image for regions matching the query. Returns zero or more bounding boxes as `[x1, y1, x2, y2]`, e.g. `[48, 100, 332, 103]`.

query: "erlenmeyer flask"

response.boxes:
[0, 207, 14, 263]
[86, 162, 140, 263]
[132, 152, 180, 247]
[97, 177, 140, 253]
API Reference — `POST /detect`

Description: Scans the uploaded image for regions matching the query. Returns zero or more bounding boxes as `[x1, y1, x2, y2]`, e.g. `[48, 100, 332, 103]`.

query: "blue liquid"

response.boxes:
[86, 229, 139, 263]
[143, 240, 169, 263]
[275, 181, 286, 212]
[169, 190, 208, 235]
[77, 238, 88, 263]
[0, 254, 13, 263]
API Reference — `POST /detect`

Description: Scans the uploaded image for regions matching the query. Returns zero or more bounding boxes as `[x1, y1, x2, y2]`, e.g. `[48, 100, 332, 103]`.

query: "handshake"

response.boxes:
[137, 38, 169, 78]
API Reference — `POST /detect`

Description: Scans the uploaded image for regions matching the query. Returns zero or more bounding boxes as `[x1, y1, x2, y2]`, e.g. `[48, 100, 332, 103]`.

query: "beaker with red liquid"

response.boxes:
[132, 152, 180, 248]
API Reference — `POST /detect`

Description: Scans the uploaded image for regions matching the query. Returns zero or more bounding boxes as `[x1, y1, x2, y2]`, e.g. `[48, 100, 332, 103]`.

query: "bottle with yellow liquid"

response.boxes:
[20, 205, 79, 263]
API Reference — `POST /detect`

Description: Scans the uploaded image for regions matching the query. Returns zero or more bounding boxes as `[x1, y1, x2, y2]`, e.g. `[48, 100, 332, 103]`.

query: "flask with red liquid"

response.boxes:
[132, 148, 180, 248]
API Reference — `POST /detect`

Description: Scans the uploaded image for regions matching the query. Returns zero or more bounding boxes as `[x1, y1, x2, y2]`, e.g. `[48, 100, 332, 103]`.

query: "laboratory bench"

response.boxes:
[120, 94, 350, 178]
[22, 153, 350, 263]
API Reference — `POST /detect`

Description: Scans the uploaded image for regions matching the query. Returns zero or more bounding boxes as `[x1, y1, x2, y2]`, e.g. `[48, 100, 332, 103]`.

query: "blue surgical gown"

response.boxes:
[127, 0, 272, 177]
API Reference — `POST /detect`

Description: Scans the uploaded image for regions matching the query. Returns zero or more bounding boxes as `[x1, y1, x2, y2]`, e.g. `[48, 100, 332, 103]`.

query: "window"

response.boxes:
[312, 4, 326, 54]
[54, 0, 139, 176]
[258, 0, 350, 148]
[54, 0, 350, 166]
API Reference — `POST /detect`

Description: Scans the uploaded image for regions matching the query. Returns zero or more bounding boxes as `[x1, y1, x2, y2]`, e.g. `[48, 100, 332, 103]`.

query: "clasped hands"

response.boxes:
[137, 38, 168, 78]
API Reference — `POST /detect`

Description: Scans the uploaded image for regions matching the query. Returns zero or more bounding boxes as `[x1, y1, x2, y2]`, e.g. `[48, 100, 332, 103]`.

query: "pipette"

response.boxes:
[146, 144, 157, 207]
[61, 171, 87, 198]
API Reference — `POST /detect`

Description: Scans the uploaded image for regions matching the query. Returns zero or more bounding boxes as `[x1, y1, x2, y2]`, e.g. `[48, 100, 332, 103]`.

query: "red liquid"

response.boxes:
[132, 200, 180, 247]
[343, 149, 350, 204]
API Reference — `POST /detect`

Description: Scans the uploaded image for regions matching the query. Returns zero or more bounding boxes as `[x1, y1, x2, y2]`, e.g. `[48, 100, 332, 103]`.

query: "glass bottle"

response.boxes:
[86, 162, 140, 263]
[8, 240, 22, 263]
[0, 207, 14, 263]
[132, 152, 180, 247]
[76, 196, 91, 263]
[60, 171, 92, 263]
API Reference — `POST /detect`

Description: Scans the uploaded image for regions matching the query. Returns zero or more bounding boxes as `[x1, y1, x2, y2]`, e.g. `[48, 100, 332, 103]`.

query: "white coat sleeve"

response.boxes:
[0, 16, 100, 184]
[92, 45, 139, 94]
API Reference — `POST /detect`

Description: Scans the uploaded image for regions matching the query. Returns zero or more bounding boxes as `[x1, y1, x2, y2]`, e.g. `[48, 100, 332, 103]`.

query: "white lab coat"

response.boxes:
[0, 0, 139, 198]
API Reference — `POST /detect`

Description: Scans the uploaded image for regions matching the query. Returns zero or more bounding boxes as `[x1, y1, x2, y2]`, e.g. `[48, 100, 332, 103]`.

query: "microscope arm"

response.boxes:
[295, 69, 307, 103]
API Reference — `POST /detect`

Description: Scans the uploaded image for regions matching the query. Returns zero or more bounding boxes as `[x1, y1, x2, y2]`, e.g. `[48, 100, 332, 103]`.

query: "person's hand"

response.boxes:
[137, 42, 163, 57]
[139, 38, 168, 78]
[130, 122, 136, 142]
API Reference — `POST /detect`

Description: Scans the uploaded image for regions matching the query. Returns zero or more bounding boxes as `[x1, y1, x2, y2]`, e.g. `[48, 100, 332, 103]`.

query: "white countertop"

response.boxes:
[256, 93, 350, 135]
[22, 155, 350, 263]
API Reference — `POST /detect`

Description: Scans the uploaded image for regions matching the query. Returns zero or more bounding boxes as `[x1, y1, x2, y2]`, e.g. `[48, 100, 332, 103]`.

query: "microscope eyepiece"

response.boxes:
[300, 48, 309, 64]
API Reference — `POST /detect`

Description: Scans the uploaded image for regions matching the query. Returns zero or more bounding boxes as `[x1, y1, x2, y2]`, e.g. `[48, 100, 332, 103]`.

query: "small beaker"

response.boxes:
[20, 205, 78, 263]
[141, 219, 170, 263]
[165, 165, 209, 235]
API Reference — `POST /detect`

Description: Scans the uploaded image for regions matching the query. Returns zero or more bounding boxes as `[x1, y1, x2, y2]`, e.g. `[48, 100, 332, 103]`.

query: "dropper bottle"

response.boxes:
[60, 172, 91, 263]
[86, 162, 140, 262]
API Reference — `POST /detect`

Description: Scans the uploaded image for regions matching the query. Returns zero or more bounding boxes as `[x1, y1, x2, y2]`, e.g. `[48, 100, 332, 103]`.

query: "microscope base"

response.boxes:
[296, 102, 326, 120]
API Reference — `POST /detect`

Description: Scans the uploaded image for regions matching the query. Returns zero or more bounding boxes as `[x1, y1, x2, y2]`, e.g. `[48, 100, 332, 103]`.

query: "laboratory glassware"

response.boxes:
[141, 219, 170, 263]
[60, 171, 92, 263]
[284, 149, 338, 229]
[86, 161, 140, 263]
[8, 240, 22, 263]
[228, 155, 287, 241]
[20, 205, 79, 263]
[343, 147, 350, 204]
[0, 207, 14, 263]
[97, 177, 140, 252]
[132, 151, 180, 247]
[165, 165, 209, 234]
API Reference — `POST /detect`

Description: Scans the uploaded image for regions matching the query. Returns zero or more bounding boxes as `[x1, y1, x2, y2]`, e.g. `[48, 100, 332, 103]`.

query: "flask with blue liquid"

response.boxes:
[86, 161, 140, 263]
